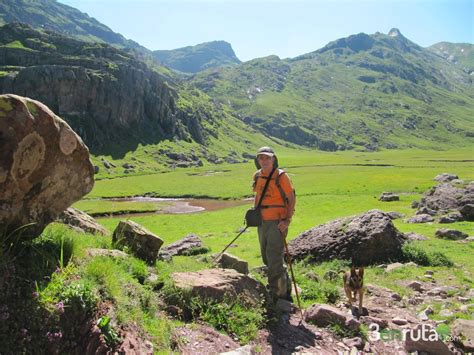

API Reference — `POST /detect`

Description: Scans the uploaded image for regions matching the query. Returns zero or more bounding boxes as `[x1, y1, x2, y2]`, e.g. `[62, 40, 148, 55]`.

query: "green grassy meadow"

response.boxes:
[88, 148, 473, 270]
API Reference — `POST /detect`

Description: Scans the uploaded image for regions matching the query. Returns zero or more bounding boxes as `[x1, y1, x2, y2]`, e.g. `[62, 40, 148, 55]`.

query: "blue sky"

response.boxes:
[59, 0, 473, 61]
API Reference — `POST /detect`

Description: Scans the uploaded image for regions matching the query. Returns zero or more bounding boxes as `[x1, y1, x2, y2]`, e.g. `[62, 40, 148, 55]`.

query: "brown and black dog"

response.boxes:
[343, 266, 364, 313]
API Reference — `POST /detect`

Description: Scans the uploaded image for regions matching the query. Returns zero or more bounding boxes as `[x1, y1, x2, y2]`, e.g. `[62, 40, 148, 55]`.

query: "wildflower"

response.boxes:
[46, 330, 63, 342]
[32, 291, 39, 299]
[55, 301, 65, 314]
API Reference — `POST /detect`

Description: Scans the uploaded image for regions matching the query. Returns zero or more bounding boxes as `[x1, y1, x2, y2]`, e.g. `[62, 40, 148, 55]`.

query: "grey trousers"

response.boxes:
[258, 220, 290, 301]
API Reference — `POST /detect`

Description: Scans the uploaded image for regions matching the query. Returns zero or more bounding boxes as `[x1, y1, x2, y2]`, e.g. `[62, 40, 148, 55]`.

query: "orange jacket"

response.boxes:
[253, 169, 294, 221]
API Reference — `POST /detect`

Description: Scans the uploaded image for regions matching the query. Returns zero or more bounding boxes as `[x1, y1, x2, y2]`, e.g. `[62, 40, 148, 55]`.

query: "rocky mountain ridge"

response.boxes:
[0, 23, 225, 153]
[153, 40, 241, 73]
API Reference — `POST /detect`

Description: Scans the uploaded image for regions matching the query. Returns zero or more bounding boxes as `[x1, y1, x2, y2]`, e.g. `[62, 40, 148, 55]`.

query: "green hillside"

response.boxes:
[192, 29, 474, 151]
[153, 40, 241, 73]
[0, 0, 149, 52]
[428, 42, 474, 74]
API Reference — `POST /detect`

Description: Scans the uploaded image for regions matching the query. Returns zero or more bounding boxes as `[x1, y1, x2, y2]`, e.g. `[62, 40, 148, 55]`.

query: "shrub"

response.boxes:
[401, 243, 452, 267]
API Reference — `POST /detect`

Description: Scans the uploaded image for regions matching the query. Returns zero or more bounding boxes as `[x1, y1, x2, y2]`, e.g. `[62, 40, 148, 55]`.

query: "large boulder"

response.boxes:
[171, 268, 266, 306]
[112, 220, 163, 264]
[0, 94, 94, 239]
[57, 207, 109, 236]
[288, 210, 406, 265]
[304, 304, 360, 331]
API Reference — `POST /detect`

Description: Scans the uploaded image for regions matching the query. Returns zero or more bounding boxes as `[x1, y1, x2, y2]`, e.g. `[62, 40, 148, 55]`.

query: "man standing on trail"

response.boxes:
[253, 147, 296, 303]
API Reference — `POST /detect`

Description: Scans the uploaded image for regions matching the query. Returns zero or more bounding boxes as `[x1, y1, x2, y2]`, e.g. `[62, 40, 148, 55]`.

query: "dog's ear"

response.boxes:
[351, 266, 356, 276]
[359, 267, 364, 277]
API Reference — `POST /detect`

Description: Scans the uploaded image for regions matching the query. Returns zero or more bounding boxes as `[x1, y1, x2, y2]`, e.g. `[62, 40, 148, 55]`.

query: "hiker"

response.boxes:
[253, 146, 296, 302]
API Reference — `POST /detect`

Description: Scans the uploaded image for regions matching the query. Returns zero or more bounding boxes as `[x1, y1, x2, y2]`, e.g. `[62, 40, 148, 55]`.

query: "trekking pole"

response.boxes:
[212, 225, 249, 264]
[284, 239, 304, 323]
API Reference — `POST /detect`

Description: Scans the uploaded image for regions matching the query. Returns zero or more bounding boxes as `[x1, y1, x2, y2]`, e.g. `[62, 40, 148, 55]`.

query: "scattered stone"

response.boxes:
[159, 234, 203, 260]
[390, 293, 402, 301]
[387, 211, 404, 219]
[359, 316, 388, 329]
[451, 320, 474, 352]
[216, 253, 249, 275]
[458, 296, 470, 303]
[171, 268, 266, 305]
[460, 204, 474, 221]
[86, 248, 129, 258]
[306, 271, 320, 282]
[342, 337, 364, 350]
[305, 304, 360, 330]
[386, 262, 404, 272]
[425, 270, 434, 276]
[391, 317, 408, 325]
[404, 232, 428, 241]
[435, 229, 468, 240]
[0, 94, 95, 240]
[405, 324, 452, 355]
[416, 206, 437, 216]
[407, 281, 423, 292]
[411, 200, 419, 208]
[408, 296, 423, 305]
[434, 173, 458, 182]
[407, 214, 434, 223]
[57, 207, 109, 235]
[220, 344, 252, 355]
[379, 192, 400, 202]
[288, 210, 406, 265]
[439, 309, 454, 318]
[112, 220, 164, 264]
[439, 212, 464, 223]
[417, 306, 433, 321]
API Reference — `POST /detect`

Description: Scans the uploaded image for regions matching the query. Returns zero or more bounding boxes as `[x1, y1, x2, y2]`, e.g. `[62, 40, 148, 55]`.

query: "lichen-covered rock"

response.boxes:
[112, 220, 163, 264]
[288, 210, 406, 265]
[379, 192, 399, 202]
[0, 94, 94, 239]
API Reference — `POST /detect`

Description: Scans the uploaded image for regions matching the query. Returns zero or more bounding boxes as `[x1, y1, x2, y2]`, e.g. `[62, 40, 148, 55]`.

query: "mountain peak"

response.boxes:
[388, 28, 402, 37]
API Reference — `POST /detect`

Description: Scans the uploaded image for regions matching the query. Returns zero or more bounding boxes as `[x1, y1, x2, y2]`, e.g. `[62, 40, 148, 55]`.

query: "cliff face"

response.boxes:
[0, 24, 211, 152]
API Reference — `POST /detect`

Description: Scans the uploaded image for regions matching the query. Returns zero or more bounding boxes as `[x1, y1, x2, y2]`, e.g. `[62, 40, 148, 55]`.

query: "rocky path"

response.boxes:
[174, 279, 473, 354]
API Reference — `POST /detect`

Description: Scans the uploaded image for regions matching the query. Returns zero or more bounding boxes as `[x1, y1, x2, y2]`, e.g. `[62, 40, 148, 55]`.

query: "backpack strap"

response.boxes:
[275, 169, 288, 207]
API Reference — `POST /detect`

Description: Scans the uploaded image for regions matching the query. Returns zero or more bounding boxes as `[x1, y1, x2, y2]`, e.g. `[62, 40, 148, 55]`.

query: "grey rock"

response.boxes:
[405, 232, 428, 241]
[392, 317, 408, 325]
[387, 211, 404, 219]
[58, 207, 109, 236]
[452, 319, 474, 352]
[407, 214, 434, 223]
[159, 234, 203, 260]
[407, 281, 423, 292]
[216, 253, 249, 275]
[172, 268, 266, 306]
[379, 192, 400, 202]
[435, 228, 468, 240]
[405, 324, 452, 355]
[434, 173, 458, 182]
[112, 220, 163, 264]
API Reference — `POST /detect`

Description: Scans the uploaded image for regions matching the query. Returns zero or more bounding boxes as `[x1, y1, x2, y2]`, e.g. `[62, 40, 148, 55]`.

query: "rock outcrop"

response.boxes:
[288, 210, 406, 265]
[112, 220, 163, 264]
[0, 23, 219, 151]
[0, 94, 94, 239]
[414, 176, 474, 221]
